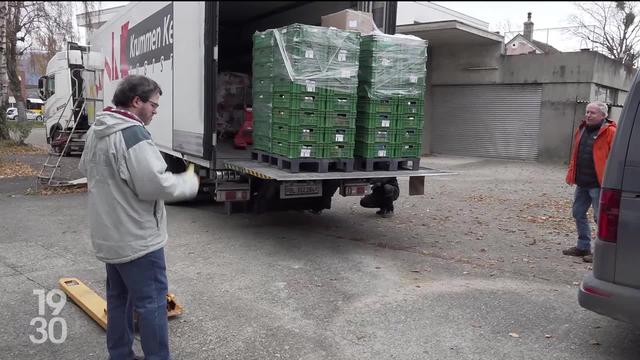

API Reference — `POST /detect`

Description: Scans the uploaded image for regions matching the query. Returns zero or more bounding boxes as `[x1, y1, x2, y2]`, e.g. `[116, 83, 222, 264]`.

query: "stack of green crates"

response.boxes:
[355, 34, 427, 159]
[252, 24, 360, 160]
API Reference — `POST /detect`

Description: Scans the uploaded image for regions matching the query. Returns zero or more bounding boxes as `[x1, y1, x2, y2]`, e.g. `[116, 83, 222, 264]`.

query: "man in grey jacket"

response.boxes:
[79, 75, 199, 360]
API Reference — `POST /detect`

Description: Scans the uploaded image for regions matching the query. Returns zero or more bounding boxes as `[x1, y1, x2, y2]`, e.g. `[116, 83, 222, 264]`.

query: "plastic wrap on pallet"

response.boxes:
[268, 24, 361, 95]
[358, 33, 428, 99]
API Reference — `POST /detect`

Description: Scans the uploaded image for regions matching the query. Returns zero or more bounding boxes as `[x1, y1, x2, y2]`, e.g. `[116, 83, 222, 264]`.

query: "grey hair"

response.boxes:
[588, 101, 608, 117]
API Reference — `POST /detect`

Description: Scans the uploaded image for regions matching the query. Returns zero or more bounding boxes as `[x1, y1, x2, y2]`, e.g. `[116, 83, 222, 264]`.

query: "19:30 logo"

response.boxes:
[30, 289, 68, 344]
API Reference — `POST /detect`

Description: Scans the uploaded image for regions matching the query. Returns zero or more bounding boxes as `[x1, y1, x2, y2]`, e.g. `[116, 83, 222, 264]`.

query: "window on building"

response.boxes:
[595, 85, 618, 104]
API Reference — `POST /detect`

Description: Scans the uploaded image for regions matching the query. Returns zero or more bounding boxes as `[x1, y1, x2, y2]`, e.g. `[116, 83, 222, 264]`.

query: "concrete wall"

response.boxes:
[500, 52, 597, 84]
[423, 47, 636, 161]
[538, 83, 592, 162]
[430, 43, 503, 85]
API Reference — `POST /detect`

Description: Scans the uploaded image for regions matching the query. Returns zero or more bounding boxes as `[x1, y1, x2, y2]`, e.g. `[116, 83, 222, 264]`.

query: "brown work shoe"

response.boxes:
[583, 254, 593, 263]
[562, 246, 591, 257]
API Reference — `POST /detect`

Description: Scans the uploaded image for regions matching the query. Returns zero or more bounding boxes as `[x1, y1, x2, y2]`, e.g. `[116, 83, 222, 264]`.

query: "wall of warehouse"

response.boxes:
[420, 40, 635, 162]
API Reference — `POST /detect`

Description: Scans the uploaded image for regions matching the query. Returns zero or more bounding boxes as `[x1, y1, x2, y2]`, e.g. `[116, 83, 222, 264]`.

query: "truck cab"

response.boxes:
[38, 42, 104, 154]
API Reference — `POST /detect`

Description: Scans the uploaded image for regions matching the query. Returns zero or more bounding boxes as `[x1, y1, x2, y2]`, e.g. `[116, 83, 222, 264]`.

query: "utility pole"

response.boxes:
[0, 1, 8, 106]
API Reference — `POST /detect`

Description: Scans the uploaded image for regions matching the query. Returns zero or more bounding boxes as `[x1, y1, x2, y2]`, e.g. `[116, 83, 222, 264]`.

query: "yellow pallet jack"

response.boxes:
[59, 277, 183, 330]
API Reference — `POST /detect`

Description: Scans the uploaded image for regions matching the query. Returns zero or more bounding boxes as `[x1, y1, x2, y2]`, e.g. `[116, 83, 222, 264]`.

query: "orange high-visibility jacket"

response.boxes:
[565, 119, 617, 186]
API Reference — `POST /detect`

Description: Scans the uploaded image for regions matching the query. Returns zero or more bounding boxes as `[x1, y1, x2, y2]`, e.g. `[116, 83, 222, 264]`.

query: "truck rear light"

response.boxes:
[598, 188, 621, 243]
[215, 190, 249, 202]
[340, 183, 372, 197]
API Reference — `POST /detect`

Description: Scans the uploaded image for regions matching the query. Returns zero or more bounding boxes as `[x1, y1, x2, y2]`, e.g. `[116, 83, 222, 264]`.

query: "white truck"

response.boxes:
[38, 42, 104, 155]
[82, 1, 447, 213]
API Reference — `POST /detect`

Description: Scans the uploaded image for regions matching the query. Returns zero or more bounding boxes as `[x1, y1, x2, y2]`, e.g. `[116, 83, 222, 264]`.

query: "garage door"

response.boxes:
[431, 85, 542, 160]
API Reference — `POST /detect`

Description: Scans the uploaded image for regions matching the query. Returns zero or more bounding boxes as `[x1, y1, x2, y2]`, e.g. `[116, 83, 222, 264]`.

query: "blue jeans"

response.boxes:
[106, 248, 170, 360]
[572, 186, 601, 251]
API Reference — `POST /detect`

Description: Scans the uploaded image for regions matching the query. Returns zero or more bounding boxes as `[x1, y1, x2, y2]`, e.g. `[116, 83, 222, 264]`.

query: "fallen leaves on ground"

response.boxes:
[518, 198, 575, 233]
[0, 141, 47, 155]
[32, 184, 87, 196]
[0, 160, 37, 178]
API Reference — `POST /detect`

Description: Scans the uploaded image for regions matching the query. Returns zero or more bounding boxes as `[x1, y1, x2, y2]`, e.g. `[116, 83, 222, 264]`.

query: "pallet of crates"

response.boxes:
[254, 23, 360, 173]
[355, 33, 427, 171]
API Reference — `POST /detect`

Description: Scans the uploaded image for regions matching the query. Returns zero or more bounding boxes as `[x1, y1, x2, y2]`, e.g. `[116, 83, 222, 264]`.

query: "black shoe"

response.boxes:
[583, 254, 593, 263]
[562, 246, 591, 257]
[376, 209, 394, 218]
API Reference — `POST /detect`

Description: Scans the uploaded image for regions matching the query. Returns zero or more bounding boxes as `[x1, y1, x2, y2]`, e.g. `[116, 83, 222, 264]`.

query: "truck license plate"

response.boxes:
[280, 182, 322, 199]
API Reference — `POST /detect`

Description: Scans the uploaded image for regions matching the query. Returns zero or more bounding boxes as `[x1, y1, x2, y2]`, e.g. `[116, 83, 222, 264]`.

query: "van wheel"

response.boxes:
[36, 115, 43, 122]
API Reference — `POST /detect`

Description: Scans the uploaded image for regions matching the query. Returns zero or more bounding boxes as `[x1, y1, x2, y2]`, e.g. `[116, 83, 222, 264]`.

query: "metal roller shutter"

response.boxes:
[431, 85, 542, 160]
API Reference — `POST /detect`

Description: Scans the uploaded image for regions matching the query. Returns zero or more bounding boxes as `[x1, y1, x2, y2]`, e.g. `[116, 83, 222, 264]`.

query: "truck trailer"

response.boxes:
[82, 1, 448, 213]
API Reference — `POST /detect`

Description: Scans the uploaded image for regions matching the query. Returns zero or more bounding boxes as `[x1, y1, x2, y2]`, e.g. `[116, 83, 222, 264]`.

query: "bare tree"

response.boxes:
[1, 1, 96, 139]
[569, 1, 640, 67]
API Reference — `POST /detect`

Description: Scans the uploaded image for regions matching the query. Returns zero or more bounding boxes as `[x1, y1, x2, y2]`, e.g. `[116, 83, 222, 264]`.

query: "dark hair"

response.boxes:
[112, 75, 163, 108]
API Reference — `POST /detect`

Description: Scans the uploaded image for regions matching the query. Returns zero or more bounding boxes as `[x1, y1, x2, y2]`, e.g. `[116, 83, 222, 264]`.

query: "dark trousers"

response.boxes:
[360, 183, 399, 211]
[105, 248, 170, 360]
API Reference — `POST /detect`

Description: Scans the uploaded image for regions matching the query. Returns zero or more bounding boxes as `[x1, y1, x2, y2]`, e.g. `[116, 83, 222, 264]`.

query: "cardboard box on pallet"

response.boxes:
[321, 9, 377, 34]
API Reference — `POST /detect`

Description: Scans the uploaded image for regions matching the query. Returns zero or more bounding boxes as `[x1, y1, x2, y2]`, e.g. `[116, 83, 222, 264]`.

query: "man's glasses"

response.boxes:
[147, 100, 159, 109]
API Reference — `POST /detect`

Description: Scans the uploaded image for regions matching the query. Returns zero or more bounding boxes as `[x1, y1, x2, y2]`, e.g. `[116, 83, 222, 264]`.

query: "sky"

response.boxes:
[431, 1, 595, 51]
[432, 1, 580, 32]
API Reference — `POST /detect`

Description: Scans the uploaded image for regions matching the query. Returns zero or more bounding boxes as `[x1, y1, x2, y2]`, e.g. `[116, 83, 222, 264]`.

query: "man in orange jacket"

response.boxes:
[563, 101, 617, 263]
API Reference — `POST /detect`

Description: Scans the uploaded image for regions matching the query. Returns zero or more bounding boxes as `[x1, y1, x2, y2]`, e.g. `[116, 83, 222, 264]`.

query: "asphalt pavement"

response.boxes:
[1, 142, 639, 359]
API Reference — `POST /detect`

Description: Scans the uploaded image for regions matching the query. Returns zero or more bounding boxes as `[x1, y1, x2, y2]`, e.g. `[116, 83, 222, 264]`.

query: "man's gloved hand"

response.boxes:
[186, 163, 199, 184]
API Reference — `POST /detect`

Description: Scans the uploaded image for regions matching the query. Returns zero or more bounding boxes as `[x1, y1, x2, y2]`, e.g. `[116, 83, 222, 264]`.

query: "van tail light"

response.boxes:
[598, 188, 621, 243]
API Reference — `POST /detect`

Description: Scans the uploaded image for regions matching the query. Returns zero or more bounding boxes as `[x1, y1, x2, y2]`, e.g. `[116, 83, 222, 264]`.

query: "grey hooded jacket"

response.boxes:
[79, 108, 198, 264]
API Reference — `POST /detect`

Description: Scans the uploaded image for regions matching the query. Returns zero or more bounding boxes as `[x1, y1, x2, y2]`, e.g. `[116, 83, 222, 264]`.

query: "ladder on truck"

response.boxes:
[37, 92, 88, 187]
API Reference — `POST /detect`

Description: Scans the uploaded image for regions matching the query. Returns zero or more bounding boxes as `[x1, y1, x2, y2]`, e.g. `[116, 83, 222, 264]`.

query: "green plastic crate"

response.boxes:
[273, 78, 324, 95]
[359, 50, 397, 67]
[253, 135, 272, 152]
[272, 124, 323, 143]
[325, 94, 357, 112]
[326, 46, 359, 64]
[395, 128, 422, 143]
[355, 127, 396, 143]
[323, 143, 354, 159]
[396, 113, 423, 129]
[272, 108, 324, 126]
[273, 93, 326, 111]
[252, 93, 273, 108]
[271, 141, 321, 159]
[253, 47, 274, 64]
[324, 111, 356, 128]
[361, 35, 426, 53]
[397, 97, 425, 115]
[357, 97, 396, 113]
[253, 30, 274, 49]
[324, 127, 355, 143]
[253, 120, 271, 137]
[356, 112, 395, 129]
[393, 143, 421, 158]
[280, 24, 328, 45]
[253, 62, 276, 78]
[253, 78, 273, 93]
[354, 142, 393, 158]
[396, 73, 426, 86]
